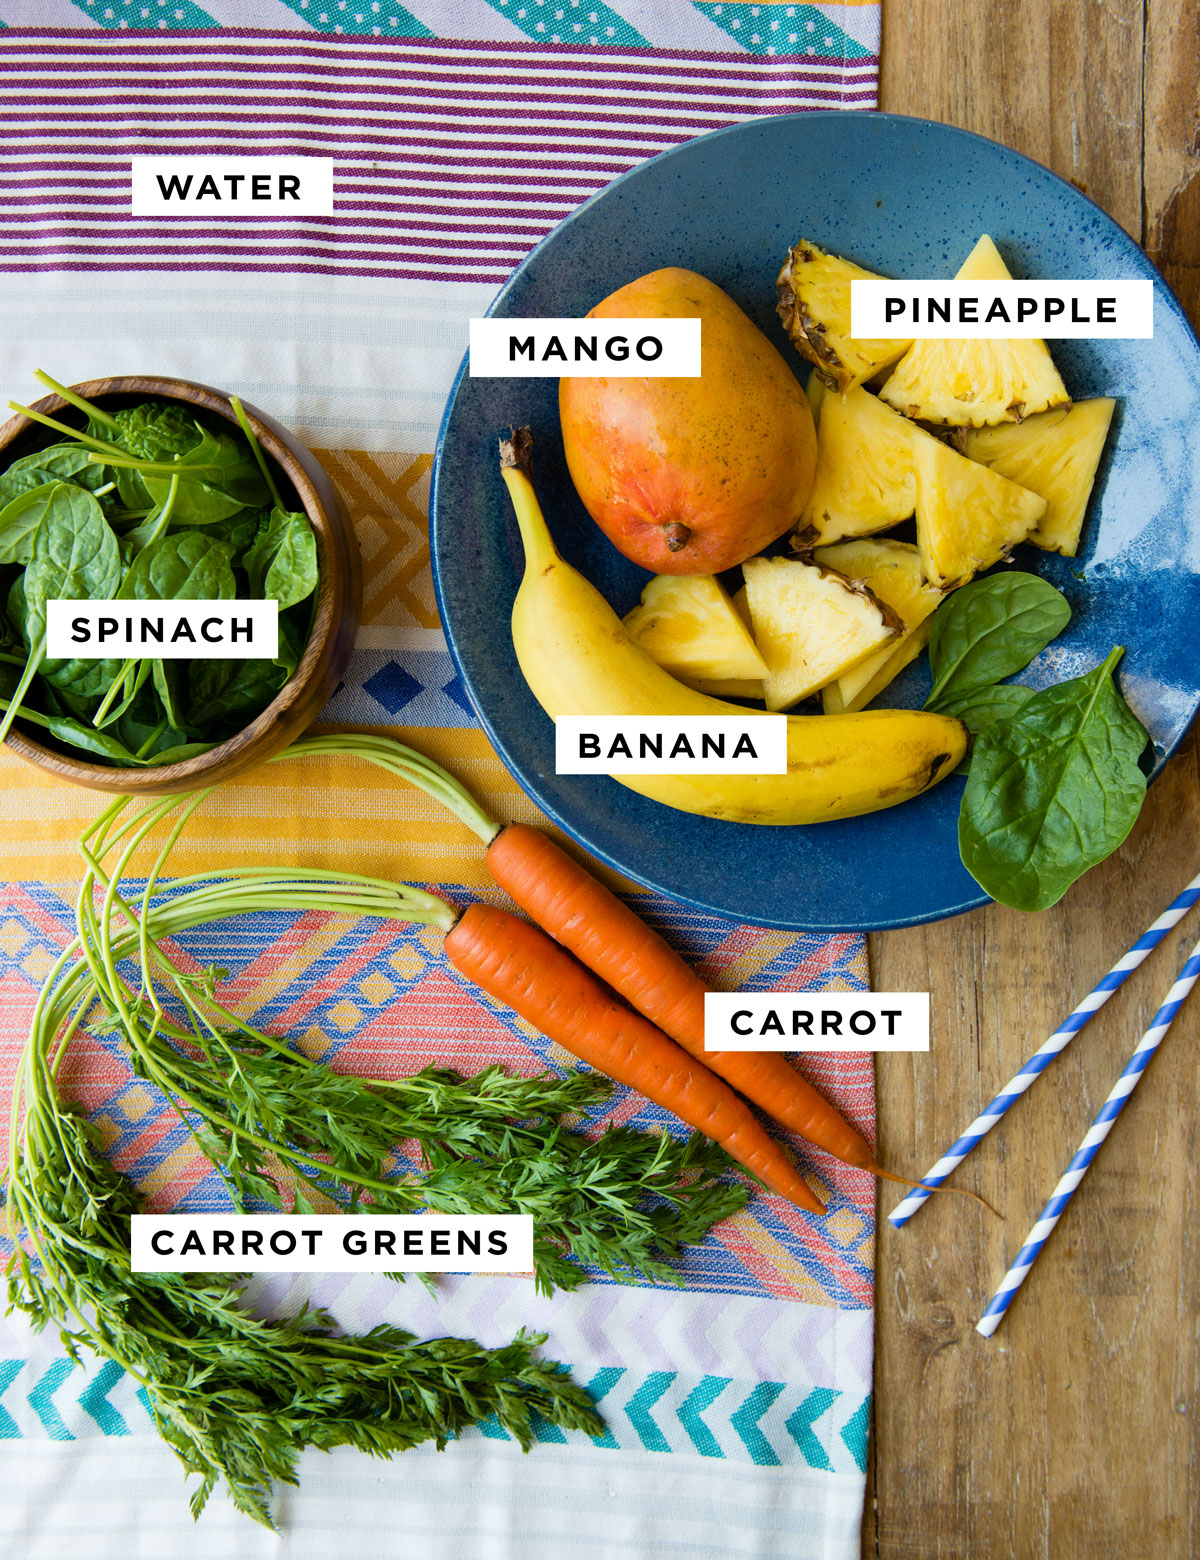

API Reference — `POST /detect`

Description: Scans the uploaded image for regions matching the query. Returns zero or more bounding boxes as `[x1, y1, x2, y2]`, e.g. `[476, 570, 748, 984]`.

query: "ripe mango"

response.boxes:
[559, 268, 817, 575]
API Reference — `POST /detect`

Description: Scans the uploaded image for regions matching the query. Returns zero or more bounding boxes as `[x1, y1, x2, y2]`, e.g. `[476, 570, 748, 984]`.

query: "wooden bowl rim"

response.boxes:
[0, 375, 357, 791]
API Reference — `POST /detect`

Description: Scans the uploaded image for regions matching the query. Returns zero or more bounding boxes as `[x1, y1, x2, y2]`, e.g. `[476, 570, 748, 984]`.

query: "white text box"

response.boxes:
[131, 1214, 534, 1273]
[705, 992, 929, 1052]
[470, 318, 701, 376]
[850, 279, 1153, 338]
[46, 599, 278, 659]
[556, 715, 787, 774]
[131, 156, 335, 215]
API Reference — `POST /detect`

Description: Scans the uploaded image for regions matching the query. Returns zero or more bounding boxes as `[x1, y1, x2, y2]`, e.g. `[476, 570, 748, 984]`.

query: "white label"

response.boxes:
[130, 1214, 534, 1273]
[704, 992, 930, 1052]
[469, 318, 701, 377]
[849, 279, 1153, 338]
[46, 599, 278, 659]
[556, 715, 787, 774]
[130, 156, 335, 215]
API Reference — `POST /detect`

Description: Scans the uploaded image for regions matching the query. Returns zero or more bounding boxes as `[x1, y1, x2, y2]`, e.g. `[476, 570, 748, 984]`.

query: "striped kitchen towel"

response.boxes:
[0, 11, 881, 1559]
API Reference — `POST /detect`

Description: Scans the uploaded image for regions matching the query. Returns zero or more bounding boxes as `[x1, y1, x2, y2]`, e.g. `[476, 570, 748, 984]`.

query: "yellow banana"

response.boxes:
[500, 433, 966, 826]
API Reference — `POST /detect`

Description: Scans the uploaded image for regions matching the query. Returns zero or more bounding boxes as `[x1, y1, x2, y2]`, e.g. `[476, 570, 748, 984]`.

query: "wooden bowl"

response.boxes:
[0, 376, 361, 794]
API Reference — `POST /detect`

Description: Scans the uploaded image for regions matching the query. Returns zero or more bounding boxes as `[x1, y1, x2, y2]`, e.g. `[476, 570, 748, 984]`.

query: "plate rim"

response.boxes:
[430, 109, 1200, 932]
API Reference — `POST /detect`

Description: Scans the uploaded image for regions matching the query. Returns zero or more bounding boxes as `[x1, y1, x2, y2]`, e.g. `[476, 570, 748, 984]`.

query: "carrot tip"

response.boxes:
[870, 1163, 1001, 1218]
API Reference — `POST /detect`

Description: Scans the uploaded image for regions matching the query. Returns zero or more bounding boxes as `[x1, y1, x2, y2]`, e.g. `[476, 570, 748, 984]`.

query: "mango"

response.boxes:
[559, 268, 818, 575]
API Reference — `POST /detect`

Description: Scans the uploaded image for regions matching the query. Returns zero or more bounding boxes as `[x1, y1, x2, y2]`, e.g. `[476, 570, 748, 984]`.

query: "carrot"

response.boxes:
[485, 822, 886, 1177]
[443, 901, 826, 1215]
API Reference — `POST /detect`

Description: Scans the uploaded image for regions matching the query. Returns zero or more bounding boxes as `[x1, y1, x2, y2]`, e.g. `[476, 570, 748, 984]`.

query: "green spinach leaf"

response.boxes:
[7, 443, 108, 492]
[139, 427, 269, 526]
[0, 485, 59, 565]
[244, 506, 318, 610]
[0, 695, 148, 765]
[926, 573, 1072, 710]
[959, 647, 1148, 912]
[0, 485, 121, 742]
[113, 402, 203, 463]
[188, 655, 285, 729]
[93, 531, 237, 728]
[938, 682, 1037, 738]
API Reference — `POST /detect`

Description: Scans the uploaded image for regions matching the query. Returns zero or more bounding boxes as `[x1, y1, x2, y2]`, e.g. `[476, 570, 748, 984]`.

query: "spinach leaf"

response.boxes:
[959, 647, 1148, 912]
[205, 506, 267, 557]
[926, 573, 1072, 710]
[122, 529, 238, 602]
[113, 402, 202, 463]
[245, 506, 318, 610]
[116, 464, 153, 513]
[94, 531, 237, 728]
[938, 682, 1037, 738]
[43, 654, 124, 700]
[0, 469, 58, 509]
[189, 655, 285, 729]
[0, 485, 121, 742]
[140, 427, 269, 526]
[7, 442, 108, 492]
[149, 740, 217, 764]
[0, 485, 59, 565]
[0, 695, 148, 765]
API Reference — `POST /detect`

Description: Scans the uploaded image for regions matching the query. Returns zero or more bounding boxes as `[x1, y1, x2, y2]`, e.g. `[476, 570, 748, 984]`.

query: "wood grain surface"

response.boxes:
[869, 4, 1200, 1556]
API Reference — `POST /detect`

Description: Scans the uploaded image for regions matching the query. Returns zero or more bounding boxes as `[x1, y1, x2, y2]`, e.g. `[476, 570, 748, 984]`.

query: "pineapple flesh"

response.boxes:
[911, 423, 1046, 587]
[965, 397, 1115, 556]
[776, 240, 913, 392]
[879, 235, 1071, 426]
[623, 574, 768, 689]
[742, 555, 901, 711]
[812, 538, 943, 707]
[822, 621, 933, 714]
[796, 385, 917, 546]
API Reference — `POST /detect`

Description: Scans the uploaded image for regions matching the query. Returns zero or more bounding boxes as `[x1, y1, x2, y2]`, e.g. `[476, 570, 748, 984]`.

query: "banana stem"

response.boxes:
[499, 430, 559, 576]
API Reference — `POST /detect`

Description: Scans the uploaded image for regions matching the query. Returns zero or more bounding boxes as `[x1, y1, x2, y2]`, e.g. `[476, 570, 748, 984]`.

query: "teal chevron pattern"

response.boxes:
[786, 1387, 838, 1471]
[730, 1380, 785, 1465]
[0, 1353, 869, 1473]
[677, 1375, 731, 1458]
[78, 1362, 131, 1438]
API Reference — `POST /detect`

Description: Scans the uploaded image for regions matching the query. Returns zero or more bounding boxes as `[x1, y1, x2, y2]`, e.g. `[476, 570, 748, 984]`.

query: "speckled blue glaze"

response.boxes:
[430, 112, 1200, 932]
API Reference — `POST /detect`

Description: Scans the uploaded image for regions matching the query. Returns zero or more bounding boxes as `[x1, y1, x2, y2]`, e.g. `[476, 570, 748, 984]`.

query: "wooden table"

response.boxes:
[867, 5, 1200, 1555]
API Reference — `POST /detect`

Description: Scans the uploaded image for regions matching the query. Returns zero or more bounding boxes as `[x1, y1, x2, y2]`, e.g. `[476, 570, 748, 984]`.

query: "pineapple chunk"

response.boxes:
[623, 574, 768, 689]
[965, 398, 1115, 556]
[742, 555, 900, 711]
[879, 235, 1070, 426]
[805, 370, 826, 424]
[813, 539, 943, 706]
[776, 240, 912, 392]
[692, 677, 765, 700]
[911, 424, 1046, 587]
[822, 621, 933, 714]
[796, 386, 916, 546]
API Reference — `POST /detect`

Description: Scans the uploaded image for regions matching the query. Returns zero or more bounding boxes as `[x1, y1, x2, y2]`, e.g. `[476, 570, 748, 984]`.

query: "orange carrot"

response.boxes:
[485, 822, 883, 1176]
[443, 901, 825, 1214]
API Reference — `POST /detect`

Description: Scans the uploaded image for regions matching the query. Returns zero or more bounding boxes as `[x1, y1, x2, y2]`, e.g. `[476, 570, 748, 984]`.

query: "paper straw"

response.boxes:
[976, 932, 1200, 1337]
[888, 869, 1200, 1229]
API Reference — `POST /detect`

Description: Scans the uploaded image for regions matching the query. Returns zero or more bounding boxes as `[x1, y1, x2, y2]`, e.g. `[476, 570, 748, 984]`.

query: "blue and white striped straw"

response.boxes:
[888, 869, 1200, 1229]
[977, 932, 1200, 1336]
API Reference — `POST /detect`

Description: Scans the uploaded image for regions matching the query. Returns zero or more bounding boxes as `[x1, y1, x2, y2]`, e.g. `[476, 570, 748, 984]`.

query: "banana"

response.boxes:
[499, 431, 966, 826]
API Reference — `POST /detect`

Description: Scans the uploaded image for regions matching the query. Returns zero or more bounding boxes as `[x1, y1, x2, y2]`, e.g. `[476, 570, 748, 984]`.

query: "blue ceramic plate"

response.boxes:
[430, 111, 1200, 932]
